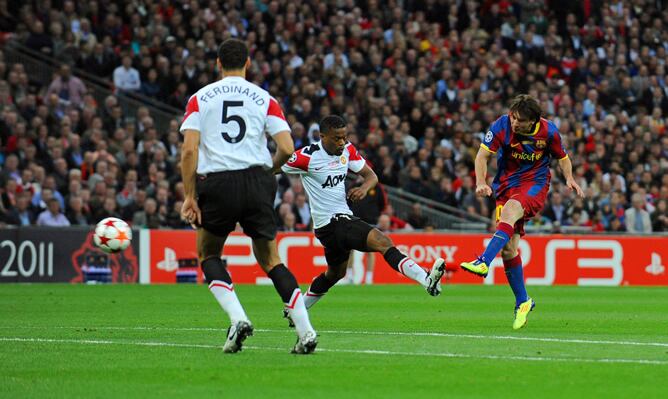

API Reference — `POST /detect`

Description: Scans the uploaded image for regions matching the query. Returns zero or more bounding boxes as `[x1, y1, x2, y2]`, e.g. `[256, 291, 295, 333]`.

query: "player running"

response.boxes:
[460, 94, 584, 329]
[180, 38, 317, 354]
[281, 115, 446, 316]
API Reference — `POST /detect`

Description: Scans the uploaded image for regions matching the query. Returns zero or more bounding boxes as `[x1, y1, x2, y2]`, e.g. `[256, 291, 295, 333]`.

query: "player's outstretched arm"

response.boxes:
[180, 129, 201, 227]
[347, 164, 378, 202]
[270, 131, 295, 174]
[475, 147, 493, 197]
[558, 156, 585, 198]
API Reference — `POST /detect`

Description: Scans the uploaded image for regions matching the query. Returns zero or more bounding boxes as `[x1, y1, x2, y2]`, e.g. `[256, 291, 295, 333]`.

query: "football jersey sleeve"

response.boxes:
[281, 149, 310, 175]
[346, 144, 366, 173]
[180, 95, 201, 133]
[548, 127, 568, 160]
[481, 117, 506, 154]
[265, 97, 291, 136]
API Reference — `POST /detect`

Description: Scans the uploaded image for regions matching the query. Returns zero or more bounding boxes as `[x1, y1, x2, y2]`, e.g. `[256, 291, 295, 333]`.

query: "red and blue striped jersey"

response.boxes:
[481, 115, 568, 198]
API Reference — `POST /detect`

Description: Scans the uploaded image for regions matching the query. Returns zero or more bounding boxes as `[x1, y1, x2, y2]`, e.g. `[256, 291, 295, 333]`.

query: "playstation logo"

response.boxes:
[645, 252, 665, 276]
[157, 247, 179, 272]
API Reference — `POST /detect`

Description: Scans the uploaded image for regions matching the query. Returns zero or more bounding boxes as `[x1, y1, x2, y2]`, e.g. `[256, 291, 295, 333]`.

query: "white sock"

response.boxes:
[304, 290, 325, 309]
[208, 280, 248, 324]
[285, 288, 315, 336]
[365, 270, 374, 284]
[397, 257, 429, 287]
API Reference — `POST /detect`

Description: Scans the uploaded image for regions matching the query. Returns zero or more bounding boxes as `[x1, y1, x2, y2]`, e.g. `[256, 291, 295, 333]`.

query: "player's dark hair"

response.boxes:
[509, 94, 542, 122]
[319, 115, 347, 135]
[217, 39, 249, 71]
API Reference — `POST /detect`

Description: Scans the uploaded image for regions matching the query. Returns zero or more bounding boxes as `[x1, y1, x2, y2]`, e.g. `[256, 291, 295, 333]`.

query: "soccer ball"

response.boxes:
[94, 217, 132, 254]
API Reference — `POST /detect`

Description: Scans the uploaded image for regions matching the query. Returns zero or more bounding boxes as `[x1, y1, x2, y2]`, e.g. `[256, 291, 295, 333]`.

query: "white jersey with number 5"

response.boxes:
[179, 76, 290, 174]
[281, 142, 366, 228]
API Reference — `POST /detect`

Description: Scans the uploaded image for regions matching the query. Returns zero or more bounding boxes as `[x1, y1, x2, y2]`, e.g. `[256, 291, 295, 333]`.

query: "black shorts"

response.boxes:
[314, 214, 374, 266]
[196, 166, 277, 240]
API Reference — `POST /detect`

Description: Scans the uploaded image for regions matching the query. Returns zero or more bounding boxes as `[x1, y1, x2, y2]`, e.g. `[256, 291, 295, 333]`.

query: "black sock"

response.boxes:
[383, 247, 406, 272]
[309, 273, 337, 294]
[267, 264, 299, 303]
[201, 257, 232, 284]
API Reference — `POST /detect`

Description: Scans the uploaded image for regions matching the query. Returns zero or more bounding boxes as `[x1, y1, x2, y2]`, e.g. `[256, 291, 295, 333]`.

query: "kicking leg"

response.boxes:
[197, 228, 252, 353]
[461, 199, 524, 277]
[366, 228, 446, 296]
[501, 234, 535, 330]
[252, 237, 317, 354]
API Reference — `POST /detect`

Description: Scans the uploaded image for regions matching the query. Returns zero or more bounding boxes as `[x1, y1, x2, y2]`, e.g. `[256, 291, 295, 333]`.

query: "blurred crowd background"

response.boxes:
[1, 0, 667, 233]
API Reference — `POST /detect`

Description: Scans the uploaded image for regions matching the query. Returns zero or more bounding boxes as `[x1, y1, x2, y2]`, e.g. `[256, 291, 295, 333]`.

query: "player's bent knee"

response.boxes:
[500, 200, 524, 224]
[367, 229, 392, 252]
[501, 247, 517, 259]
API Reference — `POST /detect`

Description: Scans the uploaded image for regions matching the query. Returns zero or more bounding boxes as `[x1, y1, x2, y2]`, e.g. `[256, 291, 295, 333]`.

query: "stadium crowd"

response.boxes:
[1, 0, 668, 233]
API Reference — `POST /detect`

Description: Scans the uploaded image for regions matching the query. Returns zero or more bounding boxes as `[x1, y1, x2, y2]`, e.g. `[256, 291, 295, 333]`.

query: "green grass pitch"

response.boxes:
[1, 284, 667, 398]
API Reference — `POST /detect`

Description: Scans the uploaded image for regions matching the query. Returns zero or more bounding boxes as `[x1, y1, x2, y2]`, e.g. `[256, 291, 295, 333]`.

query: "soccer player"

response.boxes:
[180, 39, 317, 354]
[460, 94, 584, 329]
[281, 115, 446, 315]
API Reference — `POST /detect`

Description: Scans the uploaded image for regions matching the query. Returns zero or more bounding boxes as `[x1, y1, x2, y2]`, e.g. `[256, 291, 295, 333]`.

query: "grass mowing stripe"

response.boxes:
[2, 336, 667, 366]
[3, 325, 667, 348]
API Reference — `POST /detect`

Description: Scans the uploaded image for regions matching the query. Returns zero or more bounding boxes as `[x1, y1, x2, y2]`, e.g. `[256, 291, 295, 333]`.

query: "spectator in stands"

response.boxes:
[4, 192, 35, 226]
[407, 203, 428, 229]
[36, 198, 70, 227]
[166, 200, 189, 229]
[44, 64, 86, 108]
[543, 192, 568, 225]
[383, 204, 412, 231]
[113, 55, 141, 94]
[279, 211, 297, 232]
[377, 214, 392, 233]
[25, 20, 53, 54]
[95, 197, 122, 221]
[625, 193, 652, 233]
[1, 0, 667, 234]
[66, 195, 89, 226]
[0, 153, 21, 184]
[132, 197, 161, 229]
[608, 217, 626, 233]
[652, 200, 668, 232]
[141, 68, 162, 99]
[82, 43, 117, 79]
[292, 192, 311, 230]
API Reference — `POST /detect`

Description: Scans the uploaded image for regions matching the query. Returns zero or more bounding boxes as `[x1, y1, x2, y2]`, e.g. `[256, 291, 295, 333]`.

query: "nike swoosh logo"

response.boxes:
[511, 143, 521, 148]
[314, 166, 324, 170]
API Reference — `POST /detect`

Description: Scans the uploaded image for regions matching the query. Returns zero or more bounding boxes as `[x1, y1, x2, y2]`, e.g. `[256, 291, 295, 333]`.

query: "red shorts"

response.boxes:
[495, 186, 548, 236]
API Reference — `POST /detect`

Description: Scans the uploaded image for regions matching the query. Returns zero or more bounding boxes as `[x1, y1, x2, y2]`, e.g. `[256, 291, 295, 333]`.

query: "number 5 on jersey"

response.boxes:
[221, 101, 246, 144]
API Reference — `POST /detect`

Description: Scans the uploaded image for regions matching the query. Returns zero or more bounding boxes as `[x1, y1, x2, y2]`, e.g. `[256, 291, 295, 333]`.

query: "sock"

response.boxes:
[268, 264, 314, 336]
[208, 280, 248, 324]
[202, 257, 248, 324]
[481, 222, 515, 265]
[364, 270, 373, 284]
[304, 273, 337, 309]
[504, 255, 529, 307]
[383, 247, 429, 287]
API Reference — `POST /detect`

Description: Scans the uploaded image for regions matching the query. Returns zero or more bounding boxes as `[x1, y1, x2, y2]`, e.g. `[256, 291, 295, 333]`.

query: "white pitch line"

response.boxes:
[0, 337, 219, 349]
[0, 337, 666, 366]
[2, 325, 668, 348]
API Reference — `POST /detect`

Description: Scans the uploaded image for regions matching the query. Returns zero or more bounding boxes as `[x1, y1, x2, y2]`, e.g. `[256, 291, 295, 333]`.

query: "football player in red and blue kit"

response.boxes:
[460, 94, 584, 330]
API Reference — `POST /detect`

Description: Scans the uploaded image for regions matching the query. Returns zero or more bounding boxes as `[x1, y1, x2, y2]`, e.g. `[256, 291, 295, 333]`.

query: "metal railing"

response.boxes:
[2, 41, 182, 133]
[384, 185, 489, 231]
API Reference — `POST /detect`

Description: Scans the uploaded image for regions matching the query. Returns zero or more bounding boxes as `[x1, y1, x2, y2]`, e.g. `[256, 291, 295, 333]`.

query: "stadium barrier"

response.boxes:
[146, 230, 667, 286]
[1, 228, 666, 285]
[0, 227, 140, 283]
